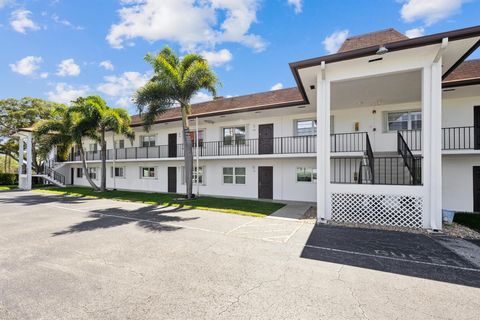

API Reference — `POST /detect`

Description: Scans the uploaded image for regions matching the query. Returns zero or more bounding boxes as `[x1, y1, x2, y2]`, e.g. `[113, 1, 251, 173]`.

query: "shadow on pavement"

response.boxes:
[53, 205, 196, 236]
[0, 193, 89, 206]
[301, 224, 480, 288]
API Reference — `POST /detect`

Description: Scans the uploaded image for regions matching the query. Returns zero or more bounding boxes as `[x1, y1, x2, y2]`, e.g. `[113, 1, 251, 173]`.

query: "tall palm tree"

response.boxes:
[69, 96, 134, 192]
[135, 46, 219, 198]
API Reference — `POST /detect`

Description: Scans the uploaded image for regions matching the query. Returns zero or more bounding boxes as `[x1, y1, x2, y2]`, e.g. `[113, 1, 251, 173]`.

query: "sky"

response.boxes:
[1, 0, 479, 114]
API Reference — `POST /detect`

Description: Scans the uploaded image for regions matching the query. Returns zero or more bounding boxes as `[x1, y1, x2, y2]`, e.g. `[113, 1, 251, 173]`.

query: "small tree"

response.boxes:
[69, 96, 134, 192]
[135, 46, 218, 198]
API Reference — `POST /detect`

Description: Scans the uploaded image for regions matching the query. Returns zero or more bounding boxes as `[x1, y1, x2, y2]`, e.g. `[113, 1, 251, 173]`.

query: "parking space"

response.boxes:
[1, 191, 480, 319]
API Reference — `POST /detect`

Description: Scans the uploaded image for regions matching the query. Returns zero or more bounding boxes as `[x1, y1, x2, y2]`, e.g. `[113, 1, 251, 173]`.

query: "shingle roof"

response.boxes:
[444, 59, 480, 82]
[338, 28, 409, 53]
[130, 87, 303, 126]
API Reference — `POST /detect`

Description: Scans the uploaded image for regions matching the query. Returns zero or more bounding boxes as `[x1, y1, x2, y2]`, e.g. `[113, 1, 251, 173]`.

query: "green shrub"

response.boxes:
[0, 173, 18, 185]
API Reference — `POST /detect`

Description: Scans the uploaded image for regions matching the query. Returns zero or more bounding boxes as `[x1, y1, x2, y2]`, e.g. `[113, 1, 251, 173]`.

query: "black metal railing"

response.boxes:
[442, 126, 475, 150]
[398, 132, 421, 185]
[399, 129, 422, 151]
[65, 135, 318, 161]
[331, 156, 423, 185]
[38, 166, 66, 185]
[366, 133, 374, 184]
[330, 132, 367, 152]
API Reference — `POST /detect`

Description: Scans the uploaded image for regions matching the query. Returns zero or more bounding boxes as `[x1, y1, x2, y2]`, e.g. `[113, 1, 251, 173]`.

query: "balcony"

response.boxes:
[66, 135, 318, 161]
[400, 127, 479, 151]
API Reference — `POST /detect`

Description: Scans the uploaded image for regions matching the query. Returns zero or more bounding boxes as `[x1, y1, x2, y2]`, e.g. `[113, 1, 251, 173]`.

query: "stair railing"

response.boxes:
[397, 131, 420, 185]
[39, 166, 66, 185]
[365, 133, 374, 184]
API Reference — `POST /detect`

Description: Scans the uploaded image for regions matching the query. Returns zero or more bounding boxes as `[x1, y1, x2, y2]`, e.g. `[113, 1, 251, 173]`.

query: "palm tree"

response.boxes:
[69, 96, 134, 192]
[135, 46, 219, 199]
[34, 104, 100, 190]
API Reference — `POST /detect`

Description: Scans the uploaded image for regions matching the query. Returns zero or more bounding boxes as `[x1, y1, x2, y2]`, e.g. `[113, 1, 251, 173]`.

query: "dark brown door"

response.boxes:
[168, 167, 177, 193]
[70, 168, 74, 185]
[474, 106, 480, 150]
[258, 166, 273, 199]
[168, 133, 177, 157]
[259, 124, 274, 154]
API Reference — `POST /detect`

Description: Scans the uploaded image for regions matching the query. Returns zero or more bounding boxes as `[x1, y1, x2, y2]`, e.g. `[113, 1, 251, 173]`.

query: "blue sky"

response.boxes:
[1, 0, 479, 114]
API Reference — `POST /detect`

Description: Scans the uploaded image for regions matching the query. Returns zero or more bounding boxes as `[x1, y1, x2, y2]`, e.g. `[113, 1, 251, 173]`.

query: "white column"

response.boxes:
[422, 61, 443, 230]
[26, 133, 33, 190]
[317, 62, 331, 222]
[18, 137, 24, 189]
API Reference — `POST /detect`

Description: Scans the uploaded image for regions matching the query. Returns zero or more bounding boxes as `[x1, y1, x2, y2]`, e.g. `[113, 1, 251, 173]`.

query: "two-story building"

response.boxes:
[17, 25, 480, 230]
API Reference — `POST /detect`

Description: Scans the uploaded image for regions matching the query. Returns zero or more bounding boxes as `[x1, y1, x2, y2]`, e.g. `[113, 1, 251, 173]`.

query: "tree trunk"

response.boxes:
[100, 129, 107, 192]
[79, 143, 99, 191]
[181, 106, 193, 199]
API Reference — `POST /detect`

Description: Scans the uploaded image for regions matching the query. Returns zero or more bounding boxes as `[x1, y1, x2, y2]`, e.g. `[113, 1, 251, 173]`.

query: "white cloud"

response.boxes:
[97, 71, 149, 107]
[51, 14, 84, 30]
[0, 0, 13, 9]
[99, 60, 115, 71]
[40, 72, 49, 79]
[400, 0, 465, 26]
[191, 91, 213, 104]
[10, 9, 40, 34]
[322, 30, 349, 54]
[287, 0, 302, 14]
[405, 27, 425, 38]
[106, 0, 266, 52]
[46, 83, 90, 105]
[201, 49, 233, 67]
[270, 82, 283, 91]
[9, 56, 42, 76]
[56, 58, 81, 77]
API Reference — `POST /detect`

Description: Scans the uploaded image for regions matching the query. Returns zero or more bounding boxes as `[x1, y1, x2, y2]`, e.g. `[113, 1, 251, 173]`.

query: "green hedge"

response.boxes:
[0, 173, 18, 185]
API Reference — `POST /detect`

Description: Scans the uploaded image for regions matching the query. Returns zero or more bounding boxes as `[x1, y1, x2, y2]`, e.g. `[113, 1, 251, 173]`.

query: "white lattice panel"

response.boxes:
[331, 192, 423, 228]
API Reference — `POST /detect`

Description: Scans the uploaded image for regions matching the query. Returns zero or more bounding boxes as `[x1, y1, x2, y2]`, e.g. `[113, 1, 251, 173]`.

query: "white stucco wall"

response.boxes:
[67, 157, 317, 202]
[442, 155, 480, 212]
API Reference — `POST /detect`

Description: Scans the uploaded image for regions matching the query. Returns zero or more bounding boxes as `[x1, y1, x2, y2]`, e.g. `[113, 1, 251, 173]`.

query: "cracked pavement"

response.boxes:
[0, 191, 479, 319]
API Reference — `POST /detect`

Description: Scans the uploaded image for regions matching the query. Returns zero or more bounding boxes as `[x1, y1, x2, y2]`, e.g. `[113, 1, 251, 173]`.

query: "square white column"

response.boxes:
[18, 137, 24, 189]
[26, 133, 33, 190]
[422, 61, 443, 230]
[316, 65, 331, 222]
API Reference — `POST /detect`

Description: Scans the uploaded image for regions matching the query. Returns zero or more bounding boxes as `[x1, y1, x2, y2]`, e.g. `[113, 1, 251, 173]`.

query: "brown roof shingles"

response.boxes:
[130, 87, 303, 126]
[337, 28, 409, 53]
[444, 59, 480, 82]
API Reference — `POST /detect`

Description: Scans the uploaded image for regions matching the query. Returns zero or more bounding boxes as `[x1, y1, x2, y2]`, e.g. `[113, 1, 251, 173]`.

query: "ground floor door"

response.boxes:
[258, 166, 273, 199]
[474, 106, 480, 150]
[474, 166, 480, 212]
[70, 168, 74, 185]
[168, 167, 177, 193]
[258, 124, 274, 154]
[168, 133, 177, 158]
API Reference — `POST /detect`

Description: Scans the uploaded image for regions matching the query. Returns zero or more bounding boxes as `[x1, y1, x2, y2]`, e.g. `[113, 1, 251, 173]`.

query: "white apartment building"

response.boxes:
[17, 26, 480, 230]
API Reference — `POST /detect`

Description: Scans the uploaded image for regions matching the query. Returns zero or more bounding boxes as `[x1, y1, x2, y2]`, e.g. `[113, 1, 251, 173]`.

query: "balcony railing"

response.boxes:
[330, 132, 367, 152]
[401, 127, 479, 151]
[66, 135, 318, 161]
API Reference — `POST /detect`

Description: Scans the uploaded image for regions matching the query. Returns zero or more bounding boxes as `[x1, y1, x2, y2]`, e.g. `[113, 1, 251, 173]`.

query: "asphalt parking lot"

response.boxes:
[1, 191, 479, 319]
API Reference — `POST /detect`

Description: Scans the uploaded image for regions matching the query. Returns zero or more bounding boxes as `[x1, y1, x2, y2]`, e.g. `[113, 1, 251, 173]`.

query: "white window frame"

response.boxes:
[140, 167, 157, 179]
[141, 135, 156, 147]
[222, 126, 246, 146]
[115, 139, 125, 149]
[295, 119, 317, 136]
[182, 166, 206, 185]
[110, 166, 126, 178]
[89, 143, 98, 153]
[296, 167, 317, 183]
[87, 167, 98, 180]
[222, 167, 246, 185]
[385, 110, 422, 132]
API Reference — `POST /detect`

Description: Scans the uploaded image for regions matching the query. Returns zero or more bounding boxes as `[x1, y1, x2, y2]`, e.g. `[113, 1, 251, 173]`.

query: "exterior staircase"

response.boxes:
[373, 152, 413, 185]
[34, 161, 66, 188]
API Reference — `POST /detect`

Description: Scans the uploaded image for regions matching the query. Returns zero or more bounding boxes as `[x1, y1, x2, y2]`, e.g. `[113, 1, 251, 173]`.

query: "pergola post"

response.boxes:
[25, 133, 33, 190]
[18, 136, 24, 189]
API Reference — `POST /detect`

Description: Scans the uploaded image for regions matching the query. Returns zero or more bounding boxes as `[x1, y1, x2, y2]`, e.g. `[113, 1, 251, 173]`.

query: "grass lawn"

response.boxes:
[0, 185, 17, 191]
[34, 186, 285, 217]
[454, 212, 480, 232]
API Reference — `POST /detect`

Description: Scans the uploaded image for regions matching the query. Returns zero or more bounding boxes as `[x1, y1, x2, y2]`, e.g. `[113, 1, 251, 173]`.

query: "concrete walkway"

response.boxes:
[269, 202, 312, 220]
